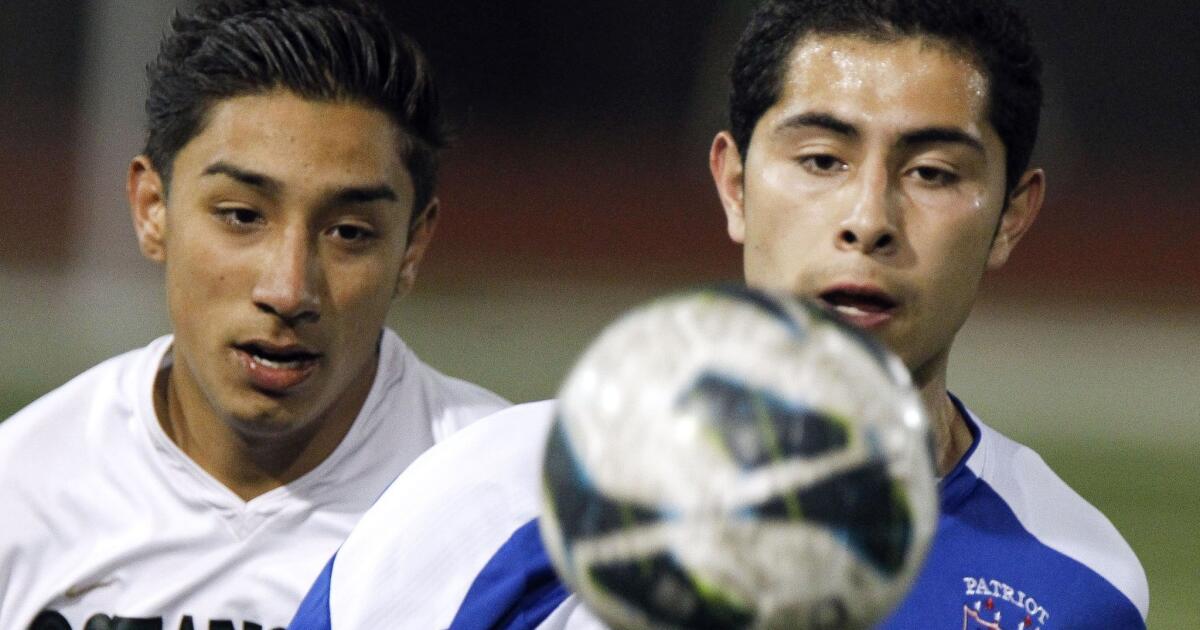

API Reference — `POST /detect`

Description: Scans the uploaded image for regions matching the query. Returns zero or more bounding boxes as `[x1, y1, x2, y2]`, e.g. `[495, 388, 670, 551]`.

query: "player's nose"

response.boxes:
[253, 228, 321, 324]
[836, 165, 899, 256]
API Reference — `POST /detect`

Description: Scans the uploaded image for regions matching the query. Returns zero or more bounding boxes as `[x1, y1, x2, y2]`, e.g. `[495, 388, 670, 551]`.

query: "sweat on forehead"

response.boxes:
[729, 0, 1043, 194]
[776, 33, 989, 111]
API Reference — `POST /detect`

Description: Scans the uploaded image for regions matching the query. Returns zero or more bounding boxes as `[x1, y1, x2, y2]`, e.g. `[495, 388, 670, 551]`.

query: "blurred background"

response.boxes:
[1, 1, 1196, 626]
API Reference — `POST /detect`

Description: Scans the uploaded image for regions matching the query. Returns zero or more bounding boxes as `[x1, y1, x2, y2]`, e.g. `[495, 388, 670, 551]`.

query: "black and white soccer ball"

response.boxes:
[540, 286, 938, 630]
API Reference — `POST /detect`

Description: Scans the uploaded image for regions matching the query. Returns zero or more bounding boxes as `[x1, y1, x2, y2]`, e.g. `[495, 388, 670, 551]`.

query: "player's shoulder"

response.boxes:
[349, 398, 554, 542]
[316, 401, 555, 629]
[383, 399, 556, 505]
[433, 399, 557, 455]
[0, 337, 167, 467]
[378, 328, 510, 437]
[968, 418, 1150, 619]
[0, 337, 168, 597]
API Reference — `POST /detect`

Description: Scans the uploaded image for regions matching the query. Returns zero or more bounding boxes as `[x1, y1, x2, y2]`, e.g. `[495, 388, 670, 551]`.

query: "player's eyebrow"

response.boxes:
[898, 127, 985, 154]
[201, 161, 282, 195]
[201, 160, 398, 205]
[327, 184, 398, 206]
[775, 112, 859, 138]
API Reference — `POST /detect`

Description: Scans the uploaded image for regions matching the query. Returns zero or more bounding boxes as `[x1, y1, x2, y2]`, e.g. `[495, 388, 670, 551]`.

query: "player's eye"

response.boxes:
[328, 223, 375, 243]
[910, 166, 960, 187]
[799, 154, 848, 175]
[215, 207, 263, 228]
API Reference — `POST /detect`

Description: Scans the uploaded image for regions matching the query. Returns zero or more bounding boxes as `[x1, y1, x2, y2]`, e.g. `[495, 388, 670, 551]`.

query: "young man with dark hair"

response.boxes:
[290, 0, 1148, 628]
[0, 1, 507, 628]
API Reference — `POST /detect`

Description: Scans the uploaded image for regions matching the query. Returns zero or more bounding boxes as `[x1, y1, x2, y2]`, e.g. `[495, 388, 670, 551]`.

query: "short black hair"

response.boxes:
[144, 0, 446, 216]
[730, 0, 1042, 194]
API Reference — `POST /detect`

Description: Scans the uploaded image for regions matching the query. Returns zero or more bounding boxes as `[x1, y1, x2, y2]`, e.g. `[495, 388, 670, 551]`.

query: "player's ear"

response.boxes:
[988, 168, 1045, 269]
[129, 155, 168, 263]
[396, 197, 439, 297]
[710, 131, 748, 244]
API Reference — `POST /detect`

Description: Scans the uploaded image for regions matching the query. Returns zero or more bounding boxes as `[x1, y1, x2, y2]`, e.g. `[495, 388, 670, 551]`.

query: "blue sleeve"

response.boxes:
[288, 553, 336, 630]
[450, 519, 571, 630]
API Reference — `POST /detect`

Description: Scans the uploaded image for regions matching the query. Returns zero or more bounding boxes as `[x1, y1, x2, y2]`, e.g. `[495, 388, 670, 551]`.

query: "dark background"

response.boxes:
[3, 1, 1197, 299]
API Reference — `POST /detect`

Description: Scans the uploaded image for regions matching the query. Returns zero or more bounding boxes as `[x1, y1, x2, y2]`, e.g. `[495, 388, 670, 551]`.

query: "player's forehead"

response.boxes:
[763, 32, 992, 137]
[204, 90, 401, 149]
[178, 90, 413, 190]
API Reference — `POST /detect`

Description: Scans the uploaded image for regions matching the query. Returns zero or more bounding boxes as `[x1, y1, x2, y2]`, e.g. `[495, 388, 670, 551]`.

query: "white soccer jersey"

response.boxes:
[292, 397, 1148, 630]
[293, 401, 561, 630]
[0, 329, 508, 630]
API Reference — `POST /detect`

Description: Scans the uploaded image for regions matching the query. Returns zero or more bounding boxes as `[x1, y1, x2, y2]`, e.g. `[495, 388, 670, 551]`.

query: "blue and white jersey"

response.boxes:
[290, 398, 1148, 630]
[878, 397, 1148, 629]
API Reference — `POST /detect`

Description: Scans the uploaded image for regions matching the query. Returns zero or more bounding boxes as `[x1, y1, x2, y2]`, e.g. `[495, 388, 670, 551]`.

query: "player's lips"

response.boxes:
[233, 340, 322, 393]
[817, 284, 900, 329]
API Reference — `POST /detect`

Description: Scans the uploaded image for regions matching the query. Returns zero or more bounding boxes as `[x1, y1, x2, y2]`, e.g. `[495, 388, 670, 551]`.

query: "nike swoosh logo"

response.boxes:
[64, 579, 114, 599]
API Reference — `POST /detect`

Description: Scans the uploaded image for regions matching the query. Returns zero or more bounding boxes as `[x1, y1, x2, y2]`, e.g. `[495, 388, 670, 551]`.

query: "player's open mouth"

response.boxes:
[234, 342, 322, 392]
[817, 286, 898, 329]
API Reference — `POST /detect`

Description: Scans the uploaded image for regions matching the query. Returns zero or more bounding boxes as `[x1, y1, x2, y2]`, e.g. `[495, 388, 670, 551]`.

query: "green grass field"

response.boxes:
[1036, 440, 1197, 628]
[2, 279, 1194, 627]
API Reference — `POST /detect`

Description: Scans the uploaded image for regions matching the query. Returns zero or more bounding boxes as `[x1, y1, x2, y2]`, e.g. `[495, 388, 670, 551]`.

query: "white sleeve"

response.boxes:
[324, 401, 557, 630]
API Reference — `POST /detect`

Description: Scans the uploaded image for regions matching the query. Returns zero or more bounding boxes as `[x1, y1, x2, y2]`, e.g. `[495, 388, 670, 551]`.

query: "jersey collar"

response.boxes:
[938, 392, 983, 511]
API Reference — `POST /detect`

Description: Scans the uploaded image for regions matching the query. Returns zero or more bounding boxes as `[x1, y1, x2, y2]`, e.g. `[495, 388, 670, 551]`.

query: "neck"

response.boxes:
[153, 359, 367, 502]
[911, 350, 974, 478]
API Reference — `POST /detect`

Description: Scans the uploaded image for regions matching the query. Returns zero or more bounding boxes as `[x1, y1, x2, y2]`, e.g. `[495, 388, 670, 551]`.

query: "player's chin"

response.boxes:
[221, 393, 321, 439]
[228, 412, 315, 441]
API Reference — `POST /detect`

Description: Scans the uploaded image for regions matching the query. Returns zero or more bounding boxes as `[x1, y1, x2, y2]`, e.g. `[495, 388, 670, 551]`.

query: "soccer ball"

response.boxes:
[540, 286, 938, 629]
